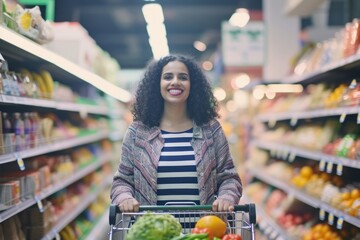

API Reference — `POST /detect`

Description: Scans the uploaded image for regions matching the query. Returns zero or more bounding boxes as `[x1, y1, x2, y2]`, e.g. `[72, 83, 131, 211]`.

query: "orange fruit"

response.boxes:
[195, 215, 226, 238]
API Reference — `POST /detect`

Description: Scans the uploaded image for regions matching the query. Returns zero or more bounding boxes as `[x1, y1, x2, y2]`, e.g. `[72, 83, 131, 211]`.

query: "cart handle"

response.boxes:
[109, 204, 256, 226]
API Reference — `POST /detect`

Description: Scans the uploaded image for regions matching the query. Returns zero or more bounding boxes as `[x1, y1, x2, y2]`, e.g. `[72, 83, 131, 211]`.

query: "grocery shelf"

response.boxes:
[0, 26, 131, 103]
[255, 106, 360, 122]
[41, 177, 113, 240]
[0, 154, 114, 223]
[283, 53, 360, 84]
[84, 209, 110, 240]
[250, 168, 360, 228]
[0, 94, 109, 115]
[242, 195, 291, 240]
[251, 139, 360, 169]
[0, 130, 110, 165]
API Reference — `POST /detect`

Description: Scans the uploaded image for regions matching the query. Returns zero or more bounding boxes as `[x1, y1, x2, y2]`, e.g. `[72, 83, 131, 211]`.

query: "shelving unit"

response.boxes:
[41, 177, 112, 240]
[242, 195, 291, 240]
[255, 106, 360, 123]
[0, 153, 113, 223]
[250, 168, 360, 228]
[251, 140, 360, 169]
[84, 209, 110, 240]
[249, 51, 360, 236]
[0, 25, 124, 239]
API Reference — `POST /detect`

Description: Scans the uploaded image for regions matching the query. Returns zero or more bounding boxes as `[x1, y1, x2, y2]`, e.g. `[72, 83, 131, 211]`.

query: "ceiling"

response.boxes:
[54, 0, 262, 69]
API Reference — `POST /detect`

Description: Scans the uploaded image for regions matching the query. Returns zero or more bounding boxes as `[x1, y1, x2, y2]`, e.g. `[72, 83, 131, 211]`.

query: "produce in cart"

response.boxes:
[125, 213, 182, 240]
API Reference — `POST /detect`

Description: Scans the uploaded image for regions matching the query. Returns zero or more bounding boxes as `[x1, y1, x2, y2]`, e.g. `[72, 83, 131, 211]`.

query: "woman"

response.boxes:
[111, 54, 242, 213]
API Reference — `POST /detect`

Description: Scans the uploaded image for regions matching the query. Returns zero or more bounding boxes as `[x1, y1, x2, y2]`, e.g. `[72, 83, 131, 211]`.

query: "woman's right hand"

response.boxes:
[118, 198, 139, 212]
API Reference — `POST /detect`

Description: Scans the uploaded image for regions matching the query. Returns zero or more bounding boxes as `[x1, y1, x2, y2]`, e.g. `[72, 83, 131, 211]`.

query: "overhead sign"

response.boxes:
[222, 21, 264, 67]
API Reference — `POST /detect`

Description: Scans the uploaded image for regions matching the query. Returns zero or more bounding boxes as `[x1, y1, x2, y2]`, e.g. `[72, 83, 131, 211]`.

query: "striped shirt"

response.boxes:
[157, 128, 200, 205]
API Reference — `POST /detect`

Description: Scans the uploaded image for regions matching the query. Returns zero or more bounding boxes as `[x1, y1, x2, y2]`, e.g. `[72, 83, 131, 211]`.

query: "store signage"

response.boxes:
[221, 21, 264, 67]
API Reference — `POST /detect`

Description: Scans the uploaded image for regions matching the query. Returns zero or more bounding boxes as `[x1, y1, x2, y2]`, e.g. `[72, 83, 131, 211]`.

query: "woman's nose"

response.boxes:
[170, 77, 180, 85]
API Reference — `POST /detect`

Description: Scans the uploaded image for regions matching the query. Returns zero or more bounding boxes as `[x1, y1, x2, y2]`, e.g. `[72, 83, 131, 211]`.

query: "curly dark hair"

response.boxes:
[132, 54, 219, 127]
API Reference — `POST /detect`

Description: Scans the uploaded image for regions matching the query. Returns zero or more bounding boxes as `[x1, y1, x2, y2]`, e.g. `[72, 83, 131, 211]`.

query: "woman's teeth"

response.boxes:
[169, 89, 182, 95]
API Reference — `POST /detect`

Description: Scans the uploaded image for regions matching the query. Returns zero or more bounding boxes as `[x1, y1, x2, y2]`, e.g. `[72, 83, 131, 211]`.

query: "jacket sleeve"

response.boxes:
[110, 126, 136, 204]
[213, 120, 242, 204]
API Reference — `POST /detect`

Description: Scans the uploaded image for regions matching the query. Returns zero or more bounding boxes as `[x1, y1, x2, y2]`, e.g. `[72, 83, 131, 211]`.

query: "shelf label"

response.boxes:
[357, 113, 360, 124]
[80, 108, 88, 119]
[319, 208, 325, 220]
[326, 162, 333, 173]
[270, 149, 275, 157]
[336, 217, 344, 229]
[328, 213, 334, 225]
[288, 152, 296, 162]
[16, 155, 25, 171]
[339, 113, 346, 123]
[336, 164, 343, 176]
[290, 117, 298, 126]
[55, 233, 61, 240]
[319, 160, 326, 172]
[270, 231, 278, 239]
[268, 119, 276, 128]
[35, 196, 44, 213]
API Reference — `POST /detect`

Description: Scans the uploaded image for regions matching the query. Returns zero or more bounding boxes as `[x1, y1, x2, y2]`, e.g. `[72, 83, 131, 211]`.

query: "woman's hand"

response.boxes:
[212, 198, 234, 212]
[118, 198, 139, 212]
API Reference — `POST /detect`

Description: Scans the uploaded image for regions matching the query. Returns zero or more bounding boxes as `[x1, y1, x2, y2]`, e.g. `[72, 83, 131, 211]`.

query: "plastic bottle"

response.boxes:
[13, 112, 24, 151]
[2, 112, 14, 153]
[23, 113, 31, 149]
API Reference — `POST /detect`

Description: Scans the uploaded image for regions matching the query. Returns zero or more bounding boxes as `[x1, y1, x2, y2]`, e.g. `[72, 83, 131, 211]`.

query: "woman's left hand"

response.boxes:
[212, 198, 234, 212]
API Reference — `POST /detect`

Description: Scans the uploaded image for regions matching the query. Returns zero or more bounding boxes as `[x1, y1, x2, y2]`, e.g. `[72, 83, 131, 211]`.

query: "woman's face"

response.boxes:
[160, 61, 190, 105]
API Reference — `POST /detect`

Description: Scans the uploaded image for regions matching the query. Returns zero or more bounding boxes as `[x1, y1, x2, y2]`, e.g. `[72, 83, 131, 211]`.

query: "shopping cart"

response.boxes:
[109, 204, 256, 240]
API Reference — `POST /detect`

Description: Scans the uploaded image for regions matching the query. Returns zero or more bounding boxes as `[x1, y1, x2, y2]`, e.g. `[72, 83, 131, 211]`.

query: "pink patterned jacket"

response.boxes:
[111, 119, 242, 205]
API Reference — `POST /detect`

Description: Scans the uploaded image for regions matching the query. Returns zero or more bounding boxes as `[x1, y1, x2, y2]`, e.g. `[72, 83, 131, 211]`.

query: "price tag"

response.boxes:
[268, 119, 276, 128]
[270, 149, 275, 157]
[336, 164, 343, 176]
[328, 213, 334, 225]
[270, 231, 278, 239]
[319, 208, 326, 220]
[339, 113, 346, 123]
[80, 108, 88, 119]
[290, 117, 298, 126]
[326, 162, 333, 173]
[35, 197, 44, 212]
[357, 113, 360, 124]
[336, 217, 344, 229]
[319, 160, 326, 172]
[288, 152, 296, 162]
[55, 233, 61, 240]
[16, 155, 25, 171]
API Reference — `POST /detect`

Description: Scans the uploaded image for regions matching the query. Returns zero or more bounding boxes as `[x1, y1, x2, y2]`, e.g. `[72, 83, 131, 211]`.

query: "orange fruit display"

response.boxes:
[195, 215, 227, 238]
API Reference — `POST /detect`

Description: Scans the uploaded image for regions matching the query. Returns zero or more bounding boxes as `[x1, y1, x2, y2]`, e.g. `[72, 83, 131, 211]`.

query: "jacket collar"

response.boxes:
[144, 121, 204, 141]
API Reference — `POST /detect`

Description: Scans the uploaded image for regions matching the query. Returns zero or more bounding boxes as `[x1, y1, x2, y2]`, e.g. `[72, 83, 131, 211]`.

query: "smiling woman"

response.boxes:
[111, 54, 242, 215]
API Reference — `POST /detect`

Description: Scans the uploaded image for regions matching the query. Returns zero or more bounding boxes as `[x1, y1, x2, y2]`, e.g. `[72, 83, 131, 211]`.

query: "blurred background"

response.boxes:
[1, 0, 360, 239]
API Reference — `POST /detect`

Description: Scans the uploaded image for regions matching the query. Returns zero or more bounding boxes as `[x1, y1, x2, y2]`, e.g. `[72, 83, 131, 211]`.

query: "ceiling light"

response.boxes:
[267, 84, 304, 93]
[202, 61, 213, 71]
[142, 3, 164, 24]
[193, 41, 207, 52]
[146, 23, 167, 37]
[213, 87, 226, 101]
[229, 8, 250, 28]
[232, 73, 250, 89]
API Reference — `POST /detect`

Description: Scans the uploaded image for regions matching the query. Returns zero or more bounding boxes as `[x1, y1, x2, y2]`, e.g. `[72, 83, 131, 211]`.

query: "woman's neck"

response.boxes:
[160, 104, 192, 132]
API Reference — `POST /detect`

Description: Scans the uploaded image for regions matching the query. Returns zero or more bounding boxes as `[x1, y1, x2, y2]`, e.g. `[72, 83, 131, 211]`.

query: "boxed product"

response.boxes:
[44, 22, 98, 70]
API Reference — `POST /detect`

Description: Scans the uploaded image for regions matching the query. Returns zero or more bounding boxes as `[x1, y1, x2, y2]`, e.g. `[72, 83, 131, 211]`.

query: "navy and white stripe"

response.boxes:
[157, 128, 200, 205]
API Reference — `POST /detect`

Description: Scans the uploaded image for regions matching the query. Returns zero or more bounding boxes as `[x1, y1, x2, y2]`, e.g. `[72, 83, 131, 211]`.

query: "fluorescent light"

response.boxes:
[267, 84, 304, 93]
[193, 41, 207, 52]
[229, 8, 250, 28]
[142, 3, 164, 24]
[213, 87, 226, 101]
[146, 23, 167, 37]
